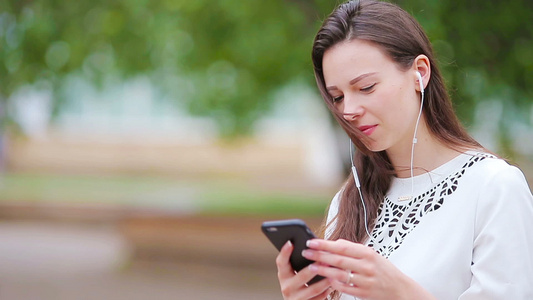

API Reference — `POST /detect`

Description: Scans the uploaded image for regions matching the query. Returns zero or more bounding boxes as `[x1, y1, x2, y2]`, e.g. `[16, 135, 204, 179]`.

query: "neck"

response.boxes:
[386, 125, 459, 178]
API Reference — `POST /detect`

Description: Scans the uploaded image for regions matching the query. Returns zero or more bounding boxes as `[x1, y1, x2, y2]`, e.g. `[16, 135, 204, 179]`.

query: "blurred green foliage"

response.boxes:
[399, 0, 533, 129]
[0, 0, 532, 137]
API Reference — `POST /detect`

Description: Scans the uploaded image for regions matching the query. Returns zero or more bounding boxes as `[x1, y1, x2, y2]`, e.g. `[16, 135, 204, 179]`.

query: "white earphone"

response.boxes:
[416, 71, 424, 94]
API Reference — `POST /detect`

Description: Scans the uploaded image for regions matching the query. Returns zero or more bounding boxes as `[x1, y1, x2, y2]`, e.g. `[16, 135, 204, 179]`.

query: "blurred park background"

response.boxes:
[0, 0, 532, 299]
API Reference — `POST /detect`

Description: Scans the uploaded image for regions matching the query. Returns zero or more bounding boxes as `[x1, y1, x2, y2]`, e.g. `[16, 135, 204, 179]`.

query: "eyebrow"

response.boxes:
[326, 72, 377, 91]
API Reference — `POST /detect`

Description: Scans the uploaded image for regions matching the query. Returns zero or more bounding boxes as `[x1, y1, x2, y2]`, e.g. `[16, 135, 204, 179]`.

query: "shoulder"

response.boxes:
[466, 153, 533, 227]
[451, 152, 533, 217]
[462, 152, 529, 188]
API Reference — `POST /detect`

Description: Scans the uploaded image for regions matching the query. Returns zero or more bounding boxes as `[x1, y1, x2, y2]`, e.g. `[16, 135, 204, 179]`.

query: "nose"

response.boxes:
[342, 97, 364, 122]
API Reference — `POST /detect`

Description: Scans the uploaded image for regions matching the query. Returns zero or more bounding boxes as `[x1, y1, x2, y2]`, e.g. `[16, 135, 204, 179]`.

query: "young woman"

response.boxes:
[275, 1, 533, 299]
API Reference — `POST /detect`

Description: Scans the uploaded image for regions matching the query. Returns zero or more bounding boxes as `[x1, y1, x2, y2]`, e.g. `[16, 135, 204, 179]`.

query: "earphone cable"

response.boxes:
[350, 142, 376, 245]
[410, 87, 425, 198]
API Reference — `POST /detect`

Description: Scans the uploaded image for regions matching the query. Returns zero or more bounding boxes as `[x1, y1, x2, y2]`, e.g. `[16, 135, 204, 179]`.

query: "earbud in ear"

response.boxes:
[416, 71, 424, 92]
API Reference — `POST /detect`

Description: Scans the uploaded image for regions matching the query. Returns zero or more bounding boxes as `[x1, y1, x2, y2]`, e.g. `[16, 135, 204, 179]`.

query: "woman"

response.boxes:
[275, 0, 533, 299]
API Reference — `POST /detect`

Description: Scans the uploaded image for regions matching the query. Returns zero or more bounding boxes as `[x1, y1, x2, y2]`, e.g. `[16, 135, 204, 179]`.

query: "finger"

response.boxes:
[307, 239, 372, 259]
[276, 241, 295, 280]
[297, 276, 331, 300]
[309, 264, 371, 289]
[309, 263, 349, 284]
[303, 242, 378, 275]
[293, 263, 326, 286]
[330, 279, 367, 299]
[280, 265, 331, 300]
[302, 247, 358, 271]
[309, 286, 333, 300]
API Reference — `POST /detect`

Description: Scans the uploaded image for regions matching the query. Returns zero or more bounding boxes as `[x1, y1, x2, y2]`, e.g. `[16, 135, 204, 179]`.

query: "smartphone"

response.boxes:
[261, 219, 324, 285]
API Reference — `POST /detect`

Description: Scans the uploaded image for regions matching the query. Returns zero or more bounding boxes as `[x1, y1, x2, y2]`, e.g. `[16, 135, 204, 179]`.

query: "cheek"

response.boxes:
[374, 85, 404, 111]
[374, 86, 413, 129]
[384, 84, 414, 113]
[333, 101, 344, 112]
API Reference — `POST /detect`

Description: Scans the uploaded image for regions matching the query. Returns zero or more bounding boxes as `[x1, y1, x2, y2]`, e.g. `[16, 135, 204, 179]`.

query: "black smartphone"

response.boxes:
[261, 219, 324, 285]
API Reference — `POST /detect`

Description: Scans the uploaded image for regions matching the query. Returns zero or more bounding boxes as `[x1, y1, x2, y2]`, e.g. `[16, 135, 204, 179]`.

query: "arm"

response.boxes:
[459, 166, 533, 299]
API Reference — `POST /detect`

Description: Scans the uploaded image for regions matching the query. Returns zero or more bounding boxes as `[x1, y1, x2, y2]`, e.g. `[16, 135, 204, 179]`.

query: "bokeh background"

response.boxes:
[0, 0, 532, 299]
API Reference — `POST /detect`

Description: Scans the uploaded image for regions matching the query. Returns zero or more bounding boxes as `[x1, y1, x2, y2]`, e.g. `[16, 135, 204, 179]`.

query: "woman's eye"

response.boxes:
[361, 83, 376, 92]
[332, 95, 344, 103]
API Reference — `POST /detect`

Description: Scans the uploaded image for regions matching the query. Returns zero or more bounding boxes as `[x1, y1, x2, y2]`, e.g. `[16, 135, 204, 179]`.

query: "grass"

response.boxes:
[199, 188, 329, 217]
[0, 173, 186, 205]
[0, 172, 332, 217]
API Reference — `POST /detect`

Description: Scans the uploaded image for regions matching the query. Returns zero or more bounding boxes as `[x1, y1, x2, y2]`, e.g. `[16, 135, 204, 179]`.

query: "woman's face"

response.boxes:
[322, 39, 422, 154]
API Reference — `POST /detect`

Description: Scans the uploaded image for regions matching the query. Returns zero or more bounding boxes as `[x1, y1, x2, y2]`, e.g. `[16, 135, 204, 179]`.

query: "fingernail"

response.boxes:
[309, 264, 318, 272]
[306, 240, 319, 248]
[302, 249, 312, 258]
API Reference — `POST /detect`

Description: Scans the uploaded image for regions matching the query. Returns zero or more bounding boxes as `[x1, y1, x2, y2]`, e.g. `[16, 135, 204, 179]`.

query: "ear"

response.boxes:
[412, 55, 430, 91]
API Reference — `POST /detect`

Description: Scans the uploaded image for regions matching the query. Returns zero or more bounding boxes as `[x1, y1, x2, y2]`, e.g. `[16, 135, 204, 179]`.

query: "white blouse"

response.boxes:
[327, 152, 533, 299]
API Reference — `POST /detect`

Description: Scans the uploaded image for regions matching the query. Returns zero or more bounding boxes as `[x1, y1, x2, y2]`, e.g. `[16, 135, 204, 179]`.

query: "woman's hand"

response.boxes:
[302, 239, 436, 300]
[276, 241, 332, 300]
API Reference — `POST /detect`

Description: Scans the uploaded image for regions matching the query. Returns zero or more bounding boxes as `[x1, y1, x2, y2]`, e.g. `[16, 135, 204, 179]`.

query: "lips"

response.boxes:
[358, 125, 377, 136]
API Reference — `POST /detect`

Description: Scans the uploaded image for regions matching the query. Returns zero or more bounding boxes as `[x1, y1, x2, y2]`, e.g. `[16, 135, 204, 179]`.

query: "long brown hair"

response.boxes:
[312, 0, 483, 245]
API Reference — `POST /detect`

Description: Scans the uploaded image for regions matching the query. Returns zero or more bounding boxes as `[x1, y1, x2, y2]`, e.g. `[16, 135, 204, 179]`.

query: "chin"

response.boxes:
[365, 142, 387, 153]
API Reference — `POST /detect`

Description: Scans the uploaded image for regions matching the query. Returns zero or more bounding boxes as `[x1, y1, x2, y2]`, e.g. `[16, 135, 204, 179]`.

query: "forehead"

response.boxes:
[322, 39, 397, 83]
